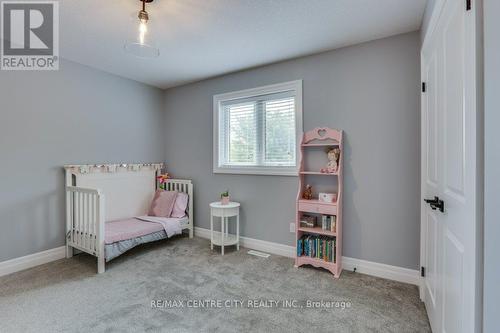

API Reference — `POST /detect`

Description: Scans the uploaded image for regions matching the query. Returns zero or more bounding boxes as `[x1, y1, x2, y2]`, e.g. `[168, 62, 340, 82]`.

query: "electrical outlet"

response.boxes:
[289, 222, 295, 233]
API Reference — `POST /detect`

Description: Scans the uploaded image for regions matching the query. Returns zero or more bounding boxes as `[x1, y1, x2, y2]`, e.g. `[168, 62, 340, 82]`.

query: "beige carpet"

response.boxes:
[0, 236, 430, 332]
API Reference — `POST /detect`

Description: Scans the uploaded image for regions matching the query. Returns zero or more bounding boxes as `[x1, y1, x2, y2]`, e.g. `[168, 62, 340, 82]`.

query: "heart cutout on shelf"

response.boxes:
[317, 128, 327, 137]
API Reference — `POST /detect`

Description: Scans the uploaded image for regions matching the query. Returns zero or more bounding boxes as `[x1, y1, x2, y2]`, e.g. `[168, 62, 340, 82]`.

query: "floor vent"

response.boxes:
[247, 250, 270, 258]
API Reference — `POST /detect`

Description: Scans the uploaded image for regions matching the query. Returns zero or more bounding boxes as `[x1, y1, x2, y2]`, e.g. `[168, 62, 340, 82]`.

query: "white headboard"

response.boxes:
[64, 163, 163, 222]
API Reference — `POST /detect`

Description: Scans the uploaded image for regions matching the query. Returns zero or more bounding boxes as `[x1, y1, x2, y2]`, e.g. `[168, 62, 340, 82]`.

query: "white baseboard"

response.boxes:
[341, 256, 420, 286]
[195, 227, 420, 286]
[0, 246, 66, 277]
[195, 227, 295, 258]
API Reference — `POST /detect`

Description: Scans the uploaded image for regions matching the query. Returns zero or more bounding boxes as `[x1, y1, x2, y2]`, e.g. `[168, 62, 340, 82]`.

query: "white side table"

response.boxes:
[209, 201, 240, 255]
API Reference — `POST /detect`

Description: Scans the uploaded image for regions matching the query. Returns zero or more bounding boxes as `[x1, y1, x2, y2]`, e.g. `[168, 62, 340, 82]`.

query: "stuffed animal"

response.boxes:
[302, 184, 313, 200]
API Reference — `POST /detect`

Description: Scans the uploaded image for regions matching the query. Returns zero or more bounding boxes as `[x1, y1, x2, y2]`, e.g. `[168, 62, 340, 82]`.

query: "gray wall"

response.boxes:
[164, 32, 421, 269]
[421, 0, 437, 41]
[0, 60, 165, 262]
[483, 0, 499, 331]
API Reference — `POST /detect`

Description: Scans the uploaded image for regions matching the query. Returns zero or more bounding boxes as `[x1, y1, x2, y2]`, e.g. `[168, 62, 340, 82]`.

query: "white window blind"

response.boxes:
[226, 102, 257, 164]
[214, 81, 302, 176]
[264, 97, 296, 165]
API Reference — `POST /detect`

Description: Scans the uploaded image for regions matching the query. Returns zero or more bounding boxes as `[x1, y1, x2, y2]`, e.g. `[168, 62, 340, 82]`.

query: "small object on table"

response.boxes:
[302, 184, 313, 200]
[210, 201, 240, 255]
[220, 190, 230, 205]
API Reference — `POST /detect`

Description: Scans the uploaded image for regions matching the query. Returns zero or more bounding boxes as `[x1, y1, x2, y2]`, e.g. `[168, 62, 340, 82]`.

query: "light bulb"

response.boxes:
[139, 21, 147, 45]
[124, 6, 159, 58]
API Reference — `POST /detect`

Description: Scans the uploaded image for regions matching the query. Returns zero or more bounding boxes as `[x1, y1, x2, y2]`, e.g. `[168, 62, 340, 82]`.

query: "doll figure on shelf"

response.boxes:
[302, 184, 313, 200]
[321, 147, 341, 173]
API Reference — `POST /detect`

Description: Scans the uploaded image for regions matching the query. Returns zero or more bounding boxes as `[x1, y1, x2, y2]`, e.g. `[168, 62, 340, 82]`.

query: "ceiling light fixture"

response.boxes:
[124, 0, 160, 58]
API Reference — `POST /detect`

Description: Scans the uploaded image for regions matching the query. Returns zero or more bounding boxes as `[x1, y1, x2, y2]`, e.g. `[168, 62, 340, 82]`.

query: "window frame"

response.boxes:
[213, 80, 303, 176]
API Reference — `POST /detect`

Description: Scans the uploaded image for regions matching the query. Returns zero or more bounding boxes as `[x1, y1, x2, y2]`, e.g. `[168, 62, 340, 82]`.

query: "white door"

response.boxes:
[420, 0, 479, 332]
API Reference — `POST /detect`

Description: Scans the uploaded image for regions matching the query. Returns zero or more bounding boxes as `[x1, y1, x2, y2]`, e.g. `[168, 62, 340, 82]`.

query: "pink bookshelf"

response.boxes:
[297, 226, 337, 237]
[299, 171, 338, 176]
[295, 127, 343, 278]
[301, 142, 339, 147]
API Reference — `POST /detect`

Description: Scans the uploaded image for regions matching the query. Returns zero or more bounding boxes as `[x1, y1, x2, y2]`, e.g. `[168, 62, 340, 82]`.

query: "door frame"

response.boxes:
[419, 0, 483, 332]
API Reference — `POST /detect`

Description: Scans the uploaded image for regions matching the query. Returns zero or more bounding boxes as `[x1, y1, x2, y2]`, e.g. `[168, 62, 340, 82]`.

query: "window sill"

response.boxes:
[213, 167, 299, 176]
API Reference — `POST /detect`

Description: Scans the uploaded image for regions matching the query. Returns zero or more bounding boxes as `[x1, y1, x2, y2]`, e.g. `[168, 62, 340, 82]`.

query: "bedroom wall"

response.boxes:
[0, 60, 165, 262]
[483, 0, 500, 330]
[163, 32, 421, 270]
[421, 0, 438, 40]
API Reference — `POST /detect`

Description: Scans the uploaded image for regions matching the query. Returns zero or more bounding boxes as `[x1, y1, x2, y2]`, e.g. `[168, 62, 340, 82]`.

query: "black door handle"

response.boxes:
[424, 196, 439, 205]
[424, 196, 445, 213]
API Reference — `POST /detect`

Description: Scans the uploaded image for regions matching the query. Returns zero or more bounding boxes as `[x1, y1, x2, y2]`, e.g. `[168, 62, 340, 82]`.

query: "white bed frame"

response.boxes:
[64, 163, 193, 273]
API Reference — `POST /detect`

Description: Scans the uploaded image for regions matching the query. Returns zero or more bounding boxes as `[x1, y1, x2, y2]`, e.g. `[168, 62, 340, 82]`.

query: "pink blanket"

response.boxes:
[105, 218, 164, 244]
[135, 216, 183, 238]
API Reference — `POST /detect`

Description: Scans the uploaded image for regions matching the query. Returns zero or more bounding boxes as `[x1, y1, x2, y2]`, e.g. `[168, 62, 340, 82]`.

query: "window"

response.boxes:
[213, 80, 302, 176]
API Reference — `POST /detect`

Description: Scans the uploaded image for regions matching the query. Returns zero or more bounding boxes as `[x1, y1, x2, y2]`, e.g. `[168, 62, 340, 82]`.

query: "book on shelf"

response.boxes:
[297, 234, 336, 263]
[320, 215, 337, 232]
[297, 237, 303, 257]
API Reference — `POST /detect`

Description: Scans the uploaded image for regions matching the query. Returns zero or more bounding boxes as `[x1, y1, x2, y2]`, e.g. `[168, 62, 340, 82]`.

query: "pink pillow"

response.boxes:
[148, 190, 178, 217]
[171, 192, 189, 218]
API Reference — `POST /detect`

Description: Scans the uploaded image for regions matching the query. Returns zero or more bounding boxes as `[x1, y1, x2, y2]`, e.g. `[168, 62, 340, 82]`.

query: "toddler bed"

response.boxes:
[64, 163, 193, 273]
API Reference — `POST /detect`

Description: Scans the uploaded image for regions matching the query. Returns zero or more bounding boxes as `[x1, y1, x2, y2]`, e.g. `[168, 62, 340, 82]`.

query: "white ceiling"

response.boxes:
[60, 0, 427, 89]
